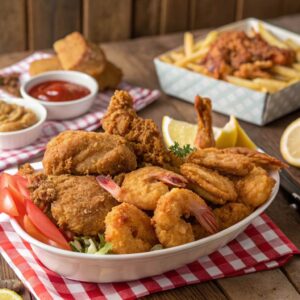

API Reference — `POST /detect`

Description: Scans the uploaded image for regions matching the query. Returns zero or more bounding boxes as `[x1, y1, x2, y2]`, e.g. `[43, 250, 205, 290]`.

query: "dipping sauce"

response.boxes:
[0, 100, 38, 132]
[28, 80, 90, 102]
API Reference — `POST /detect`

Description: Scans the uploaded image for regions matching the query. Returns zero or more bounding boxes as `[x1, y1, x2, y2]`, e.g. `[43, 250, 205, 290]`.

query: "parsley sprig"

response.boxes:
[169, 142, 196, 158]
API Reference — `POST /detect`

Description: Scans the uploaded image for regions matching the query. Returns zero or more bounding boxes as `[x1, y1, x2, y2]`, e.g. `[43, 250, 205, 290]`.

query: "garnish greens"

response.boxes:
[169, 142, 196, 158]
[70, 234, 112, 255]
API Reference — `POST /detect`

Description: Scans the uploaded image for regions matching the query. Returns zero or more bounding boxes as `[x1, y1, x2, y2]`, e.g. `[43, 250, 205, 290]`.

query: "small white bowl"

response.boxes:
[7, 162, 280, 283]
[20, 71, 98, 120]
[0, 98, 47, 150]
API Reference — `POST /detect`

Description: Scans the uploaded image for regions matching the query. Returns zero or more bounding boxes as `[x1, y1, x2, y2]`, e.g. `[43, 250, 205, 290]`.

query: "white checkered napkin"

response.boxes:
[0, 53, 161, 171]
[0, 213, 298, 300]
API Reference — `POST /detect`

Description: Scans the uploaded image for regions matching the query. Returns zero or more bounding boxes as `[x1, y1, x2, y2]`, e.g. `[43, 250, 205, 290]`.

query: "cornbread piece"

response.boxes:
[0, 100, 38, 132]
[54, 32, 106, 74]
[29, 56, 62, 76]
[95, 61, 123, 91]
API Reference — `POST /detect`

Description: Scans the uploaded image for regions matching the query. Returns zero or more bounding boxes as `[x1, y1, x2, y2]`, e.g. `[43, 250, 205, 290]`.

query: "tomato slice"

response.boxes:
[25, 199, 70, 250]
[23, 215, 50, 244]
[14, 175, 30, 199]
[0, 188, 19, 217]
[0, 173, 18, 191]
[7, 186, 26, 215]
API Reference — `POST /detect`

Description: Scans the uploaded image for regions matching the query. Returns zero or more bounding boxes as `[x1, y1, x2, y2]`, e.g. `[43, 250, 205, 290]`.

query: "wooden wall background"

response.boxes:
[1, 0, 300, 54]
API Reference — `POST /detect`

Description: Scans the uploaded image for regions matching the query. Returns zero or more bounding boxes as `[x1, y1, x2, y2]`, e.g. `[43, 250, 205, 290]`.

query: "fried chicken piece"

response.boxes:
[102, 90, 172, 166]
[201, 31, 295, 79]
[194, 96, 215, 149]
[214, 203, 253, 230]
[233, 61, 273, 79]
[29, 56, 63, 76]
[221, 147, 287, 170]
[0, 73, 20, 97]
[43, 131, 137, 176]
[180, 163, 237, 205]
[29, 174, 118, 236]
[236, 166, 276, 208]
[187, 148, 254, 176]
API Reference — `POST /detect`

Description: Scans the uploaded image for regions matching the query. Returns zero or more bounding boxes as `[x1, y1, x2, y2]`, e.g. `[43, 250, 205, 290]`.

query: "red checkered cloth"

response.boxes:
[0, 52, 160, 172]
[0, 213, 298, 300]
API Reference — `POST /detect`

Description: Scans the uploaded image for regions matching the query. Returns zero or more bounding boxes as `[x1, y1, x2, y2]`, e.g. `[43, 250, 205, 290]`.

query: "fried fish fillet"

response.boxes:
[180, 163, 237, 205]
[187, 148, 253, 176]
[43, 131, 137, 176]
[28, 173, 118, 236]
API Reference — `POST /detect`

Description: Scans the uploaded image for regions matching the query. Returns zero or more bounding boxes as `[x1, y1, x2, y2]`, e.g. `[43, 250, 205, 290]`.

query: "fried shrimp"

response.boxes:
[194, 96, 215, 149]
[221, 147, 287, 170]
[236, 166, 276, 208]
[96, 166, 187, 210]
[187, 148, 253, 176]
[214, 203, 253, 230]
[180, 163, 237, 205]
[152, 188, 218, 248]
[105, 203, 157, 254]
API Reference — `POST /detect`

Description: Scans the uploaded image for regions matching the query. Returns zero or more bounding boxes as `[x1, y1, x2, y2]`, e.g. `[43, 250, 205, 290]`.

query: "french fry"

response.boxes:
[293, 63, 300, 72]
[201, 31, 218, 49]
[284, 38, 300, 51]
[184, 32, 194, 56]
[174, 47, 209, 67]
[169, 51, 185, 61]
[297, 52, 300, 63]
[258, 22, 288, 49]
[272, 65, 300, 79]
[186, 63, 206, 74]
[194, 40, 203, 51]
[253, 78, 288, 93]
[226, 76, 262, 91]
[159, 55, 173, 64]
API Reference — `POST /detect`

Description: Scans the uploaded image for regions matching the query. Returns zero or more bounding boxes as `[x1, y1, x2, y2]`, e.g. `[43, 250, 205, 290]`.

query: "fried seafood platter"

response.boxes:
[2, 90, 284, 282]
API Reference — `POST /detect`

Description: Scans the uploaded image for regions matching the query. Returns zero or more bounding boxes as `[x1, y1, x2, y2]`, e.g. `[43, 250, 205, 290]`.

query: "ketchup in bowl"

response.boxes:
[28, 80, 90, 102]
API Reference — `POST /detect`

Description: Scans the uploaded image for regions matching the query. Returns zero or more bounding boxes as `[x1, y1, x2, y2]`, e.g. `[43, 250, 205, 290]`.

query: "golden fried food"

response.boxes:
[95, 61, 122, 91]
[180, 163, 237, 205]
[105, 203, 157, 254]
[29, 56, 62, 76]
[96, 166, 187, 210]
[194, 96, 215, 149]
[43, 131, 137, 176]
[0, 73, 20, 97]
[54, 32, 106, 74]
[152, 188, 218, 248]
[236, 166, 276, 208]
[221, 147, 288, 170]
[187, 148, 253, 176]
[0, 100, 38, 132]
[214, 203, 253, 230]
[28, 173, 118, 236]
[102, 90, 172, 166]
[201, 31, 295, 79]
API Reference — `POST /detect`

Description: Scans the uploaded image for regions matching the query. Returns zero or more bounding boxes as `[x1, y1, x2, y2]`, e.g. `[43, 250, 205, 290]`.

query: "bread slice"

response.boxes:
[29, 56, 62, 76]
[54, 32, 106, 74]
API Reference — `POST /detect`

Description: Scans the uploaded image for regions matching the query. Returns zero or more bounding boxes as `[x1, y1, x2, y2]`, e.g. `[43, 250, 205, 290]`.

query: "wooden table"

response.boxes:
[1, 15, 300, 300]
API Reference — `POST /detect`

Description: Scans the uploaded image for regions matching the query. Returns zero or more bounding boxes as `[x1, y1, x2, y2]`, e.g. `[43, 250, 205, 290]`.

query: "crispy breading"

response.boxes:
[43, 131, 137, 176]
[29, 56, 62, 76]
[102, 90, 172, 166]
[54, 32, 106, 74]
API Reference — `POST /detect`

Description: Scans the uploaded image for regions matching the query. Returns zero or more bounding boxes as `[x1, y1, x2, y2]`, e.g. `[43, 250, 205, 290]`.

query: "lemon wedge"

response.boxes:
[280, 118, 300, 167]
[0, 289, 23, 300]
[162, 115, 256, 149]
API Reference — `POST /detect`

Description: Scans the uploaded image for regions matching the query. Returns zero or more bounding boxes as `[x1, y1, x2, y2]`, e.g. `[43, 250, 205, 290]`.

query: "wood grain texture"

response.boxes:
[190, 0, 237, 29]
[218, 269, 300, 300]
[133, 0, 161, 37]
[83, 0, 132, 43]
[27, 0, 81, 50]
[1, 14, 300, 300]
[160, 0, 190, 34]
[282, 0, 300, 16]
[239, 0, 283, 19]
[0, 0, 26, 54]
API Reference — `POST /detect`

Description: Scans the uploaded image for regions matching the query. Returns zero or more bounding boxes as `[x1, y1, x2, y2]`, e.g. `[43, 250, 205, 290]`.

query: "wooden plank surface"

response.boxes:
[133, 0, 161, 37]
[83, 0, 132, 43]
[190, 0, 237, 29]
[0, 14, 300, 300]
[27, 0, 81, 50]
[0, 0, 26, 54]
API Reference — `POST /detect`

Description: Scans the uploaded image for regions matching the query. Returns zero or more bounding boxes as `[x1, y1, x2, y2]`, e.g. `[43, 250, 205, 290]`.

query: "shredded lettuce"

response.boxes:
[150, 244, 163, 251]
[70, 234, 112, 255]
